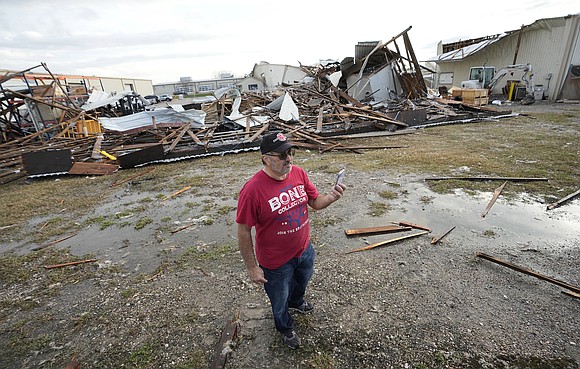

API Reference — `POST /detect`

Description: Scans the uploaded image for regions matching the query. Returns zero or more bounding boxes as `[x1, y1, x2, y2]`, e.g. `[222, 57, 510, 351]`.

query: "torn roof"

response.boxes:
[426, 14, 579, 63]
[425, 33, 508, 62]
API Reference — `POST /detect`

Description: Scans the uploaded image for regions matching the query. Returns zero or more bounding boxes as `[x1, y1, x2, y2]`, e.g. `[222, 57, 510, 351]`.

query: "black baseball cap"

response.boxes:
[260, 132, 294, 154]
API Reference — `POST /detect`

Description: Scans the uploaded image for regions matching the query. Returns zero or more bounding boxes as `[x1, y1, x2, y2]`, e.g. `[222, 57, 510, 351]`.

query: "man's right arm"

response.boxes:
[237, 223, 267, 284]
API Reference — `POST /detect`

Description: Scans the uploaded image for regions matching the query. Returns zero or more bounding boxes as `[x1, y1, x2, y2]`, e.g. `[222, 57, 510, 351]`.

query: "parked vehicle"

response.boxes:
[159, 94, 172, 101]
[144, 94, 159, 104]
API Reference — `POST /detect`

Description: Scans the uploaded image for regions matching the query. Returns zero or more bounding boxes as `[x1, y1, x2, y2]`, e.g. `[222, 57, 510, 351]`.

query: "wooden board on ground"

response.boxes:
[68, 162, 119, 175]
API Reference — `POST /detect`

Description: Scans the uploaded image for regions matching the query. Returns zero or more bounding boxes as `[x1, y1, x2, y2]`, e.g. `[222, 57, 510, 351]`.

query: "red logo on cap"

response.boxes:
[276, 133, 287, 142]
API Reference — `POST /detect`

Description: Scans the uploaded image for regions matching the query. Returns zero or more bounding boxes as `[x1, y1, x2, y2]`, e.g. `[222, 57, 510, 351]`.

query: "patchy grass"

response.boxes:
[310, 213, 343, 228]
[134, 217, 153, 230]
[368, 202, 390, 217]
[378, 190, 398, 200]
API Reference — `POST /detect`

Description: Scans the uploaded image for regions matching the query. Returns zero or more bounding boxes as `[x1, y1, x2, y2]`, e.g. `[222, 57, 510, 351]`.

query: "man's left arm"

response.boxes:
[309, 183, 346, 210]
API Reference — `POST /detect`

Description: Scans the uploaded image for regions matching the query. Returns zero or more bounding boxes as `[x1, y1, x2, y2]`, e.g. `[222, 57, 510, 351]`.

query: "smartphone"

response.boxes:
[335, 169, 345, 187]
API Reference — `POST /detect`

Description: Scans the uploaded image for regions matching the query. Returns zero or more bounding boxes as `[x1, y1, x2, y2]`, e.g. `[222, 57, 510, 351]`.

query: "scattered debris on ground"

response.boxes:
[1, 29, 517, 185]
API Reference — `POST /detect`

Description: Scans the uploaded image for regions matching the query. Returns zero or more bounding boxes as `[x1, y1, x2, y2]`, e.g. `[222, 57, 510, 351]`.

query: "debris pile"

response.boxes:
[0, 28, 514, 184]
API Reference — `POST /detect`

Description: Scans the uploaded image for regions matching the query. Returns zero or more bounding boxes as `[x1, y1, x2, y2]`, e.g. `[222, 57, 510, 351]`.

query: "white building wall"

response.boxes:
[237, 76, 265, 92]
[252, 63, 307, 89]
[435, 15, 579, 100]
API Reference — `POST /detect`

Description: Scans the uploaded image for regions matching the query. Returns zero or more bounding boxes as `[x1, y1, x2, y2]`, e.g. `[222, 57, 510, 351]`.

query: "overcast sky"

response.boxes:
[1, 0, 578, 84]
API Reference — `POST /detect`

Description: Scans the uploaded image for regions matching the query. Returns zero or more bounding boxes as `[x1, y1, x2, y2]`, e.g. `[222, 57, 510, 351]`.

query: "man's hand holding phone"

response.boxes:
[335, 169, 345, 188]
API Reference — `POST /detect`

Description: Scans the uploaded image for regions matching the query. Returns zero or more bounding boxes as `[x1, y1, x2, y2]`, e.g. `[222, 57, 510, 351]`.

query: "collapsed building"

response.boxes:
[0, 27, 514, 185]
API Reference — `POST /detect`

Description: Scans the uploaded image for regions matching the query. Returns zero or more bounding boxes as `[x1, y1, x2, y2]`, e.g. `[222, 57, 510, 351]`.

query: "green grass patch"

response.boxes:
[368, 202, 390, 217]
[378, 190, 398, 200]
[134, 217, 153, 230]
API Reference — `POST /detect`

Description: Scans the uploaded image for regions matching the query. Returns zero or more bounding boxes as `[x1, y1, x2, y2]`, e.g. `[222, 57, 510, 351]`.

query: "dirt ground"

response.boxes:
[1, 101, 579, 369]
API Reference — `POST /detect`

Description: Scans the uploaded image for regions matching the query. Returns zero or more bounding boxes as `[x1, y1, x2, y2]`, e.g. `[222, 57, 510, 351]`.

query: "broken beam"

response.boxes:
[162, 186, 192, 201]
[110, 167, 156, 187]
[44, 259, 98, 270]
[482, 181, 507, 218]
[394, 221, 431, 232]
[431, 226, 456, 244]
[209, 314, 239, 369]
[346, 230, 429, 254]
[344, 225, 412, 236]
[476, 252, 580, 295]
[32, 234, 76, 251]
[425, 176, 548, 182]
[547, 189, 580, 210]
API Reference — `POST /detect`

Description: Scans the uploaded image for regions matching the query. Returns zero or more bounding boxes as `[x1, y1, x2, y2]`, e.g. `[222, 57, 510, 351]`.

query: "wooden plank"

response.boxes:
[425, 176, 548, 182]
[209, 315, 239, 369]
[396, 221, 431, 232]
[32, 234, 77, 251]
[330, 145, 407, 151]
[482, 181, 507, 218]
[316, 107, 324, 133]
[162, 186, 192, 201]
[345, 225, 412, 236]
[186, 129, 204, 145]
[562, 290, 580, 299]
[547, 189, 580, 210]
[476, 252, 580, 295]
[110, 167, 156, 187]
[165, 126, 189, 153]
[431, 226, 455, 244]
[346, 231, 429, 254]
[247, 122, 269, 143]
[43, 259, 98, 269]
[68, 162, 119, 175]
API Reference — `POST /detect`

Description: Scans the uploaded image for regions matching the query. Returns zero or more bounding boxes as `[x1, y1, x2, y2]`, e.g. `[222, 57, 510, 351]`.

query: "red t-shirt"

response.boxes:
[236, 166, 319, 269]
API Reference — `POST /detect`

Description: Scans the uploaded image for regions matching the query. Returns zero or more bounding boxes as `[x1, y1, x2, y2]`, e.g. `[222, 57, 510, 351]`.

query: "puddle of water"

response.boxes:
[347, 181, 580, 251]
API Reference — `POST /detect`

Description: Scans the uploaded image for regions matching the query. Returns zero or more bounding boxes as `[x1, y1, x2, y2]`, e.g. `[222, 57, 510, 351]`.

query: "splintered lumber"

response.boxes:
[43, 259, 98, 269]
[562, 290, 580, 299]
[395, 221, 431, 232]
[547, 189, 580, 210]
[32, 234, 76, 251]
[476, 252, 580, 294]
[344, 225, 411, 236]
[110, 167, 156, 187]
[482, 181, 507, 218]
[431, 226, 456, 244]
[346, 230, 429, 254]
[425, 176, 548, 182]
[162, 186, 192, 201]
[209, 314, 239, 369]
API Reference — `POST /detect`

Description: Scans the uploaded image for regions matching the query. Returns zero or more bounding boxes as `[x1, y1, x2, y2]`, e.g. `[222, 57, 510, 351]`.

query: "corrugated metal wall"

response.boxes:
[435, 15, 579, 101]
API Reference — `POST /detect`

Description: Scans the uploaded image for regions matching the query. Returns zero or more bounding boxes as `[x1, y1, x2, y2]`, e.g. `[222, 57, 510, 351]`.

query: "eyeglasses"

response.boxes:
[265, 148, 295, 160]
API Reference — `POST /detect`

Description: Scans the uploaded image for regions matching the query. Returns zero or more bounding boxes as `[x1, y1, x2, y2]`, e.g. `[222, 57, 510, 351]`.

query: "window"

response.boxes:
[198, 84, 212, 92]
[439, 73, 453, 85]
[468, 67, 495, 87]
[218, 83, 235, 89]
[248, 84, 258, 91]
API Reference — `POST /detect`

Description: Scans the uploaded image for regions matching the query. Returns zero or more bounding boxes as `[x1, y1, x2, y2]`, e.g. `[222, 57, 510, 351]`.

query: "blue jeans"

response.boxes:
[261, 242, 315, 334]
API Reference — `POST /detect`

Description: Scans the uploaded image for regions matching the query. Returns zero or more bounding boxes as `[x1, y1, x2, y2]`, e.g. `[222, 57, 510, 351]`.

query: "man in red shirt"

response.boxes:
[236, 132, 346, 349]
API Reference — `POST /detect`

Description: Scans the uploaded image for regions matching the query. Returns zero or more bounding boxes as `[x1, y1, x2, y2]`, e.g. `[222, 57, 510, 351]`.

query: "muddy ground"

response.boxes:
[0, 101, 579, 369]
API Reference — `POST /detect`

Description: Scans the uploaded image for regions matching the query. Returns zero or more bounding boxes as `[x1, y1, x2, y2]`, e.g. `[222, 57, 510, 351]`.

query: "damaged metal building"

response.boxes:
[428, 13, 580, 101]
